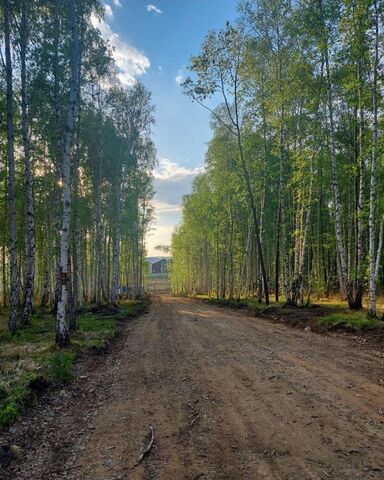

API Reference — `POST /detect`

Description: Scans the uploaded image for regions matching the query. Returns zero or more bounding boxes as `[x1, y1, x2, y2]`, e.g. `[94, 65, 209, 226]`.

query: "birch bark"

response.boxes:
[368, 0, 380, 317]
[20, 0, 35, 325]
[56, 0, 80, 346]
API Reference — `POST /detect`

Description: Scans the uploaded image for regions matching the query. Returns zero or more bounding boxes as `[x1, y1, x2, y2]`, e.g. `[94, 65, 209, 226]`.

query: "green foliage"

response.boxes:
[47, 351, 75, 383]
[0, 400, 19, 428]
[318, 313, 383, 331]
[172, 0, 384, 312]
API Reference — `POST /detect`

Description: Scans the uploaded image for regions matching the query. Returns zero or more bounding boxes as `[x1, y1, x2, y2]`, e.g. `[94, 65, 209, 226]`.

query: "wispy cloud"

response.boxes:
[175, 68, 185, 85]
[91, 13, 150, 86]
[153, 200, 182, 214]
[112, 0, 121, 6]
[154, 158, 204, 181]
[146, 4, 162, 14]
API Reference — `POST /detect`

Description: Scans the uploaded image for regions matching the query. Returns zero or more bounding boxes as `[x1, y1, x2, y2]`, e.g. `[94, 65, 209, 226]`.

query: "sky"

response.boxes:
[94, 0, 238, 255]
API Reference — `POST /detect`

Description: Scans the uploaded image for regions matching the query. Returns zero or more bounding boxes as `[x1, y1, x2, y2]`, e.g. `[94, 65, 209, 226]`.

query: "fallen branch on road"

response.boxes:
[190, 413, 200, 427]
[136, 426, 155, 465]
[193, 473, 205, 479]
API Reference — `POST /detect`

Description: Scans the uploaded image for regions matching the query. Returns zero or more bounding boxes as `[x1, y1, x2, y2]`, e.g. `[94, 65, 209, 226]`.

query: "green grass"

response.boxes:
[244, 298, 283, 313]
[0, 298, 147, 428]
[318, 312, 384, 330]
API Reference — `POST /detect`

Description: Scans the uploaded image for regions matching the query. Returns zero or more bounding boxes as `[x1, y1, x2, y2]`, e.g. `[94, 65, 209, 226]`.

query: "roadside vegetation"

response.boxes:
[198, 294, 384, 335]
[0, 0, 155, 348]
[171, 0, 384, 321]
[0, 299, 147, 428]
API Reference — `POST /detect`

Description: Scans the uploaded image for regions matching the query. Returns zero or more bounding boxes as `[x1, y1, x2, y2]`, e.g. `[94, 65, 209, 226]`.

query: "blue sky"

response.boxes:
[95, 0, 238, 254]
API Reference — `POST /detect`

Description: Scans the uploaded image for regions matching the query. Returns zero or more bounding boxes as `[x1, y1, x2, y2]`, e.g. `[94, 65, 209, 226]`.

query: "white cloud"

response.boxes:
[104, 4, 114, 18]
[153, 200, 182, 214]
[91, 14, 150, 86]
[112, 0, 121, 6]
[146, 4, 162, 14]
[146, 159, 204, 255]
[154, 158, 203, 181]
[175, 68, 185, 85]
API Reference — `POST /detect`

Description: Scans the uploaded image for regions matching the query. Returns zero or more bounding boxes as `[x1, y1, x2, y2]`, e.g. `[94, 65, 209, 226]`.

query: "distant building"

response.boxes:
[146, 257, 171, 294]
[146, 257, 171, 275]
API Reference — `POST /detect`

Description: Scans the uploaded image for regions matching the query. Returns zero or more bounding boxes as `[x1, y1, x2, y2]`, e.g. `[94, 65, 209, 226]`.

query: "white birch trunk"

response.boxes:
[111, 169, 121, 304]
[368, 0, 380, 317]
[56, 0, 80, 346]
[375, 216, 383, 281]
[20, 0, 35, 325]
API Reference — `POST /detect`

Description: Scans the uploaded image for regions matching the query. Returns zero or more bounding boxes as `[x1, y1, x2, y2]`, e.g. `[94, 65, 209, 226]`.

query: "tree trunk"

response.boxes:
[70, 122, 81, 330]
[353, 80, 365, 310]
[368, 0, 379, 317]
[20, 0, 35, 325]
[318, 0, 353, 308]
[56, 0, 80, 347]
[111, 169, 121, 304]
[375, 216, 383, 281]
[236, 130, 269, 304]
[4, 0, 19, 333]
[70, 23, 83, 330]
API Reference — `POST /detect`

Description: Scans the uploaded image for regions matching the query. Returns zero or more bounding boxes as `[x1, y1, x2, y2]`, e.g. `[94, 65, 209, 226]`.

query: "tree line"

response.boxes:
[171, 0, 383, 317]
[1, 0, 155, 345]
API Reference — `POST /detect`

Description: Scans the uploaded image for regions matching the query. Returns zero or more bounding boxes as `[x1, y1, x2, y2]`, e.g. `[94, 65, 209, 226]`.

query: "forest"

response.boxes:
[1, 0, 384, 478]
[0, 0, 155, 347]
[171, 0, 384, 319]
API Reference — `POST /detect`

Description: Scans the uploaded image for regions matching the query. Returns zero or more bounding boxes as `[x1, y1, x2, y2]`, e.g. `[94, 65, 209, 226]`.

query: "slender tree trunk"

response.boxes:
[236, 130, 269, 304]
[375, 216, 383, 280]
[279, 114, 292, 304]
[368, 0, 379, 317]
[52, 0, 63, 315]
[111, 169, 121, 304]
[56, 0, 80, 347]
[318, 0, 353, 308]
[353, 79, 365, 310]
[70, 25, 83, 330]
[41, 222, 52, 306]
[70, 121, 81, 330]
[4, 0, 18, 333]
[20, 0, 35, 325]
[2, 185, 7, 308]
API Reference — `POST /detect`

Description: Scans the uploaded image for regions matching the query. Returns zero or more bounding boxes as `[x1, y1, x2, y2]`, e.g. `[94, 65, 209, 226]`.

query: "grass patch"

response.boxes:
[0, 298, 147, 428]
[47, 351, 75, 382]
[318, 312, 383, 331]
[244, 298, 283, 313]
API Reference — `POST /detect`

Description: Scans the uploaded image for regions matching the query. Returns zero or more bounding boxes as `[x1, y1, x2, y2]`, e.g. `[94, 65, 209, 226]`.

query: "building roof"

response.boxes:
[146, 256, 171, 264]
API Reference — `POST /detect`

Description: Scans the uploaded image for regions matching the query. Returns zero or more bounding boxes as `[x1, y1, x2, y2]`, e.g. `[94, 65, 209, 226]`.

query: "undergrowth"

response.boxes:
[318, 312, 383, 331]
[0, 298, 147, 428]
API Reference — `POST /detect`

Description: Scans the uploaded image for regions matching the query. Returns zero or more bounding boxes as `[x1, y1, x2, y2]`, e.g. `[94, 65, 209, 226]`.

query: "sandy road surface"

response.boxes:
[5, 295, 384, 480]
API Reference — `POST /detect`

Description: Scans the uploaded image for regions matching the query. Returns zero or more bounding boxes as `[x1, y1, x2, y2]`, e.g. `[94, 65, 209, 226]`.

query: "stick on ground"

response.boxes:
[136, 426, 155, 465]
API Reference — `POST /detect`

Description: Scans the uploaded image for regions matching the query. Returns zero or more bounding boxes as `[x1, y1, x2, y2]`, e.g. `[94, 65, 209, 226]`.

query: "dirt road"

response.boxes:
[5, 295, 384, 480]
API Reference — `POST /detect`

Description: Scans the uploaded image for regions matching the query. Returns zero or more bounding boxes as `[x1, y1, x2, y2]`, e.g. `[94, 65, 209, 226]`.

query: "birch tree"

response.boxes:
[56, 0, 80, 347]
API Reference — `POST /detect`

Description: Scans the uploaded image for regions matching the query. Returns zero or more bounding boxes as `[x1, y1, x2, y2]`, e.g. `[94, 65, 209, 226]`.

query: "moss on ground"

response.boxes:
[0, 298, 147, 428]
